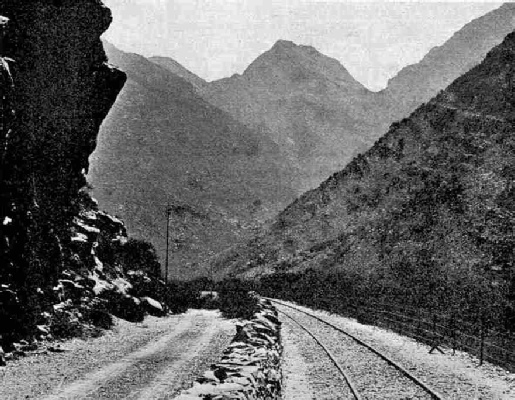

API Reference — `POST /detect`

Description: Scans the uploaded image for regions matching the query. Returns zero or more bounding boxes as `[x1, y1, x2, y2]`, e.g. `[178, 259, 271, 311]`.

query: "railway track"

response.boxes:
[271, 299, 446, 400]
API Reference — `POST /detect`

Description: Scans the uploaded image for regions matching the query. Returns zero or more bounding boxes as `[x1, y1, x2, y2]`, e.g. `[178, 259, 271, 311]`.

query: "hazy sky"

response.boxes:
[103, 1, 503, 91]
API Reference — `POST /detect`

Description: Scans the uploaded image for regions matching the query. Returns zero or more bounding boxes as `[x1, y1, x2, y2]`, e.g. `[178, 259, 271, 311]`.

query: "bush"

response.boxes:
[165, 281, 200, 314]
[218, 279, 259, 320]
[197, 291, 220, 310]
[116, 239, 161, 278]
[0, 288, 26, 347]
[82, 301, 114, 330]
[50, 310, 84, 338]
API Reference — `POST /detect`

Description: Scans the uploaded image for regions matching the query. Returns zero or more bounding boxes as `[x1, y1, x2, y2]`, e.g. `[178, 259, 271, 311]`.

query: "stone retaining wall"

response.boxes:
[174, 298, 282, 400]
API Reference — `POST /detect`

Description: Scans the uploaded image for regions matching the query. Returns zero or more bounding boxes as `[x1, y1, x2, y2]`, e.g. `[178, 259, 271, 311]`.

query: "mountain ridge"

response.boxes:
[382, 2, 515, 119]
[149, 55, 208, 90]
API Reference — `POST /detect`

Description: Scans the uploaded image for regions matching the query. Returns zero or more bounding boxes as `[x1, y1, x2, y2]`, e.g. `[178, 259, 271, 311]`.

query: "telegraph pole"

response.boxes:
[164, 203, 171, 282]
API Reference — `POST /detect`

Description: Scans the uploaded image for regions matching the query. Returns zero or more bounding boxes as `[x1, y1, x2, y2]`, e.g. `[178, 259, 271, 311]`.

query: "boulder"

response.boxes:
[0, 346, 5, 366]
[141, 297, 165, 316]
[102, 291, 144, 323]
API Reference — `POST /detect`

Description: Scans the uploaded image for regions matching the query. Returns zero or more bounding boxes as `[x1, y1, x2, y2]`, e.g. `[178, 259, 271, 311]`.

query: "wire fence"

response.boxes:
[326, 298, 515, 372]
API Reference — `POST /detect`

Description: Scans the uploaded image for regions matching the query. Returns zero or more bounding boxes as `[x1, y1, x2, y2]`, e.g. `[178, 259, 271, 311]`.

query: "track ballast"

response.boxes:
[271, 299, 446, 400]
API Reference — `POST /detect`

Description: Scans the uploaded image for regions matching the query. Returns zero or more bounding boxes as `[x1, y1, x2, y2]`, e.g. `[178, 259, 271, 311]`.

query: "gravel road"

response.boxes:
[0, 310, 234, 400]
[278, 301, 515, 400]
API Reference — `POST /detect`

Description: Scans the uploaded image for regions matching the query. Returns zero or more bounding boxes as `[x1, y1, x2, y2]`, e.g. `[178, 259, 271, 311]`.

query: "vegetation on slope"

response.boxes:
[217, 30, 515, 333]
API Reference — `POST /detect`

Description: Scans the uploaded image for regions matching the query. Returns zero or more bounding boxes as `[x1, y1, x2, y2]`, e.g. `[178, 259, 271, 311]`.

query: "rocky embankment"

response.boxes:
[174, 298, 282, 400]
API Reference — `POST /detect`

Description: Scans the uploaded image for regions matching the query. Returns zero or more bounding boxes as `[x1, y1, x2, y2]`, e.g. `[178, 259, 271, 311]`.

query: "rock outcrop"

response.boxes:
[174, 297, 282, 400]
[0, 195, 169, 361]
[51, 198, 168, 331]
[0, 1, 125, 338]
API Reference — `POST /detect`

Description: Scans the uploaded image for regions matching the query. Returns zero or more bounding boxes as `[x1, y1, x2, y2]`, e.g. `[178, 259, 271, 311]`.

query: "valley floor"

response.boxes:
[0, 310, 234, 400]
[279, 301, 515, 400]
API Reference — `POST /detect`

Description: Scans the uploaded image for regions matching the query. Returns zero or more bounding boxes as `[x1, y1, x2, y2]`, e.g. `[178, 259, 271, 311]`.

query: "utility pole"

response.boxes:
[165, 203, 171, 282]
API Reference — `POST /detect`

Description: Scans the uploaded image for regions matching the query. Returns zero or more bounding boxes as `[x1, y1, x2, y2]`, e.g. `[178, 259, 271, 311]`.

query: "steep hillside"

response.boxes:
[88, 43, 297, 279]
[382, 2, 515, 121]
[199, 40, 384, 192]
[218, 29, 515, 318]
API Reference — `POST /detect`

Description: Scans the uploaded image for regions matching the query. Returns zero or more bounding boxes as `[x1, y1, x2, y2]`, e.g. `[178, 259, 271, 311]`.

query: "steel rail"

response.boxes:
[277, 308, 362, 400]
[270, 298, 446, 400]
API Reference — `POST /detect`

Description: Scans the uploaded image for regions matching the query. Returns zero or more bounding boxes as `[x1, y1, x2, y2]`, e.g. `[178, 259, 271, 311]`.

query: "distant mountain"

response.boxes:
[150, 4, 515, 195]
[382, 2, 515, 121]
[91, 4, 515, 280]
[198, 40, 384, 192]
[88, 42, 297, 279]
[216, 27, 515, 290]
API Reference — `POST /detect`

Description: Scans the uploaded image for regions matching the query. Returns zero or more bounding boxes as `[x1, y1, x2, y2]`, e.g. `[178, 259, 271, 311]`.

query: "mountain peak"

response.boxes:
[270, 39, 321, 58]
[242, 39, 368, 92]
[271, 39, 297, 50]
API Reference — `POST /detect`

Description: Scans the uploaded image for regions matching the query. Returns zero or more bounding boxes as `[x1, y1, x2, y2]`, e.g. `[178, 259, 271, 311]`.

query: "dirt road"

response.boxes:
[0, 310, 234, 400]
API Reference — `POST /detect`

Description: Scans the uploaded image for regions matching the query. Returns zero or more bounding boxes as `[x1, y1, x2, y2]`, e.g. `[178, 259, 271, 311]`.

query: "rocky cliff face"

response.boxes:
[0, 0, 126, 335]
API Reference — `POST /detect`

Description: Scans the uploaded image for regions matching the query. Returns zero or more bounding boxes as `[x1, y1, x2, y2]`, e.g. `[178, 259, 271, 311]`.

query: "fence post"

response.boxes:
[479, 318, 486, 366]
[451, 314, 456, 356]
[399, 304, 404, 336]
[503, 334, 509, 366]
[429, 313, 444, 354]
[416, 307, 421, 339]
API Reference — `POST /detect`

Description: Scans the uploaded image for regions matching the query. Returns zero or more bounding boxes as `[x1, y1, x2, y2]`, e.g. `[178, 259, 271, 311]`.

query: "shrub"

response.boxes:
[116, 239, 161, 278]
[82, 300, 114, 330]
[217, 279, 259, 320]
[50, 310, 83, 338]
[165, 281, 200, 314]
